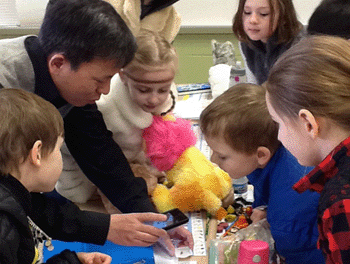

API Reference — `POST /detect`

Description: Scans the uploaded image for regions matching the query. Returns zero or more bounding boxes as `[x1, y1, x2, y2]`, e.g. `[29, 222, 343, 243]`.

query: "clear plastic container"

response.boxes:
[209, 219, 276, 264]
[230, 61, 246, 86]
[232, 176, 248, 199]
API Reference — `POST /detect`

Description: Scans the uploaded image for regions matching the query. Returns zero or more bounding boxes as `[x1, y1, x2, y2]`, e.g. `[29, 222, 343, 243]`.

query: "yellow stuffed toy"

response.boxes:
[143, 114, 233, 220]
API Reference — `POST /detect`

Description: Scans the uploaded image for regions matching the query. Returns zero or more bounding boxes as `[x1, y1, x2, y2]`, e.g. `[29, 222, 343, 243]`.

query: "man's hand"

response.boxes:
[107, 213, 168, 247]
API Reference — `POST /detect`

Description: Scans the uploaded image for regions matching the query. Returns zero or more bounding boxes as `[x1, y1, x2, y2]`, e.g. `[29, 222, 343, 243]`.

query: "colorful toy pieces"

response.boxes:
[143, 114, 233, 219]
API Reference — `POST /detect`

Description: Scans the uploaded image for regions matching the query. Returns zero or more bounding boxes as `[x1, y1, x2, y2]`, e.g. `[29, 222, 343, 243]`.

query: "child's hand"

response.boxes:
[168, 226, 194, 250]
[77, 252, 112, 264]
[250, 208, 267, 223]
[157, 226, 194, 256]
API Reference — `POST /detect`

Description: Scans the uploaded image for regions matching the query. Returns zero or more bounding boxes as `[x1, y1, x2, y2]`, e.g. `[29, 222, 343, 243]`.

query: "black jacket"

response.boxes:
[0, 175, 109, 263]
[240, 30, 305, 85]
[141, 0, 179, 19]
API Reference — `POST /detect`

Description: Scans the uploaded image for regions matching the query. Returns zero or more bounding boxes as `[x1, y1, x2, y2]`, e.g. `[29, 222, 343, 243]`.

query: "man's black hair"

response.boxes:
[39, 0, 137, 70]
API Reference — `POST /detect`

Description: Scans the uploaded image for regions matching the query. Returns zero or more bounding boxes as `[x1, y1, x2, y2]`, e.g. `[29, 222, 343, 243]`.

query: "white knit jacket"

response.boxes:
[56, 74, 176, 203]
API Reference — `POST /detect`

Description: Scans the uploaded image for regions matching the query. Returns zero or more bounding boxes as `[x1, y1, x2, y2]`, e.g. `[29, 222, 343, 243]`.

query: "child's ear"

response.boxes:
[256, 146, 271, 167]
[298, 109, 319, 139]
[29, 140, 43, 167]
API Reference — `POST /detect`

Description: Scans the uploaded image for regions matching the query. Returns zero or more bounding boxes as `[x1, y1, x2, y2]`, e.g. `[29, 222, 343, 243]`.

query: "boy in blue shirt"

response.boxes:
[199, 83, 324, 263]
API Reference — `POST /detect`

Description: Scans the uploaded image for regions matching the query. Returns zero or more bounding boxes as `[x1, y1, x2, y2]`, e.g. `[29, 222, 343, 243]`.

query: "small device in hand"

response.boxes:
[151, 208, 189, 231]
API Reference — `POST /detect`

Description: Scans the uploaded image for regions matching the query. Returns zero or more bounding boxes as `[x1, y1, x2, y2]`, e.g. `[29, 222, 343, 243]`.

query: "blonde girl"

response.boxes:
[99, 28, 178, 163]
[265, 35, 350, 263]
[232, 0, 303, 84]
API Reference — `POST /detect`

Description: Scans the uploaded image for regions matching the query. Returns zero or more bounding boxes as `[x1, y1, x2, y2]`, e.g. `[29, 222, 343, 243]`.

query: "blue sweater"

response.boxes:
[247, 145, 324, 264]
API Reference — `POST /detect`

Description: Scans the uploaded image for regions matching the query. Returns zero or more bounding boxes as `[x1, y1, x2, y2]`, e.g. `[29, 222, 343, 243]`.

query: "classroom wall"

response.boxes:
[172, 0, 323, 84]
[174, 0, 322, 27]
[0, 28, 233, 84]
[173, 33, 240, 84]
[0, 0, 323, 84]
[9, 0, 323, 29]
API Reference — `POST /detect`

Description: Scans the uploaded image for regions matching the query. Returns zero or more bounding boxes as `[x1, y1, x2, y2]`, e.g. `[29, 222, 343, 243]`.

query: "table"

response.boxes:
[179, 216, 217, 264]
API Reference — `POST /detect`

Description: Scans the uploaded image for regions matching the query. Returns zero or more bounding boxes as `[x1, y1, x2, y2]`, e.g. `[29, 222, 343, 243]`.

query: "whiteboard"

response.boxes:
[174, 0, 323, 27]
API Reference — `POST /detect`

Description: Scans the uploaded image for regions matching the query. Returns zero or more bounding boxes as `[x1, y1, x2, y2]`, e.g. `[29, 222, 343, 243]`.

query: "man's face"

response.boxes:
[50, 57, 119, 107]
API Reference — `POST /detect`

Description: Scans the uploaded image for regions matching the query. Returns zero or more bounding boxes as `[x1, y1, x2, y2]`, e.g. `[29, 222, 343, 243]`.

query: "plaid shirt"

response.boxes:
[294, 136, 350, 264]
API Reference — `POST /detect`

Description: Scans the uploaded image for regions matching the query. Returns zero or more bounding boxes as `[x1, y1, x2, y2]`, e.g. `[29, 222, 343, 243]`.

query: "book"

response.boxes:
[176, 83, 211, 95]
[173, 92, 213, 120]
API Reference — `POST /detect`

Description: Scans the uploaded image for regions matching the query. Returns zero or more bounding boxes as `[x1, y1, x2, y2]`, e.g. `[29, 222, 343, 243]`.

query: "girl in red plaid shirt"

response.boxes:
[265, 35, 350, 263]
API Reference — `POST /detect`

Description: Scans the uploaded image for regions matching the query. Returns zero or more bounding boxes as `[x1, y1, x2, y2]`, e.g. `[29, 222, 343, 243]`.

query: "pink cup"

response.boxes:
[237, 240, 269, 264]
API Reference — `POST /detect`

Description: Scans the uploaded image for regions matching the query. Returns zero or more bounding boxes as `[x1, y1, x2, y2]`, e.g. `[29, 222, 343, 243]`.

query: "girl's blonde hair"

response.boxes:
[0, 89, 64, 175]
[266, 35, 350, 130]
[126, 29, 178, 72]
[232, 0, 302, 44]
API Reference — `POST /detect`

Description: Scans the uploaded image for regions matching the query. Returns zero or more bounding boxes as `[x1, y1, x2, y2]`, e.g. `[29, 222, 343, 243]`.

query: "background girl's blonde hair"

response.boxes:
[232, 0, 302, 44]
[266, 35, 350, 130]
[0, 89, 64, 175]
[127, 29, 178, 72]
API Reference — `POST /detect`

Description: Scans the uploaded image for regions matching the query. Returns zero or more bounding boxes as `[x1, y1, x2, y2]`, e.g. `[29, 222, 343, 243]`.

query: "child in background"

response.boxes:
[307, 0, 350, 39]
[0, 88, 111, 264]
[199, 83, 324, 263]
[265, 35, 350, 264]
[232, 0, 304, 85]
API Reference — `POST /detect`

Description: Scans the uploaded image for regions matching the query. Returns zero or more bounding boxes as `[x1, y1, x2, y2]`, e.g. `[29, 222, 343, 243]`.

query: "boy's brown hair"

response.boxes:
[232, 0, 302, 45]
[0, 88, 64, 175]
[200, 83, 280, 155]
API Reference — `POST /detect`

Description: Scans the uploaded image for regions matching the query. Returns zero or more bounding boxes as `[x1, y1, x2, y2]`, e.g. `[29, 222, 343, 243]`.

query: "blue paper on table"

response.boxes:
[176, 83, 211, 94]
[43, 240, 155, 264]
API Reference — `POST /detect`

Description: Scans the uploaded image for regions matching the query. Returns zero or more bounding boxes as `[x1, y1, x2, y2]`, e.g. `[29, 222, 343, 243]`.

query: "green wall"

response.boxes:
[0, 29, 241, 85]
[0, 28, 39, 39]
[173, 33, 241, 84]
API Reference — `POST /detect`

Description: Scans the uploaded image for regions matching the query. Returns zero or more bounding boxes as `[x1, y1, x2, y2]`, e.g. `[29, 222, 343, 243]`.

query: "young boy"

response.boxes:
[199, 83, 324, 263]
[0, 88, 172, 263]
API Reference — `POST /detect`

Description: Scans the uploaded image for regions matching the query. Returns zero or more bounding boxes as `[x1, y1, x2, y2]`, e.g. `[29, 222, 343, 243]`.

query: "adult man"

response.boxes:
[0, 0, 192, 252]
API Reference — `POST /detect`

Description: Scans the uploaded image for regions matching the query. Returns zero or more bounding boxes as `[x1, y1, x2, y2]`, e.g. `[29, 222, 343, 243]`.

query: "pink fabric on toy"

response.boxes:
[143, 115, 197, 171]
